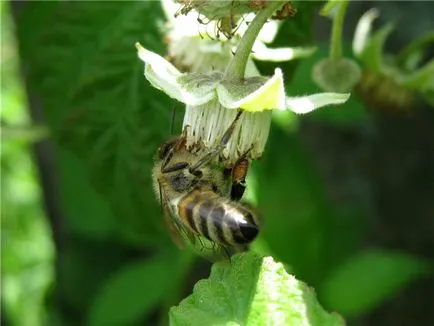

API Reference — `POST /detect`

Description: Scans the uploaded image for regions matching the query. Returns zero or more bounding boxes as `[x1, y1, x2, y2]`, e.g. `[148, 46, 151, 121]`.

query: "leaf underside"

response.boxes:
[170, 253, 344, 326]
[16, 1, 174, 243]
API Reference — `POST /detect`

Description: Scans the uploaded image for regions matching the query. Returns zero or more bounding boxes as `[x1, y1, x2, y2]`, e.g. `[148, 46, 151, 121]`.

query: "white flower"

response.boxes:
[136, 43, 350, 165]
[161, 0, 317, 73]
[154, 0, 328, 165]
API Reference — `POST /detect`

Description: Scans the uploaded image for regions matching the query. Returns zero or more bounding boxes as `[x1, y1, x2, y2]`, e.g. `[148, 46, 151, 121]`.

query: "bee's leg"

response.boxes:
[223, 246, 232, 262]
[189, 110, 243, 174]
[229, 143, 253, 201]
[161, 125, 190, 173]
[162, 162, 189, 173]
[230, 182, 245, 202]
[230, 156, 248, 201]
[174, 124, 189, 151]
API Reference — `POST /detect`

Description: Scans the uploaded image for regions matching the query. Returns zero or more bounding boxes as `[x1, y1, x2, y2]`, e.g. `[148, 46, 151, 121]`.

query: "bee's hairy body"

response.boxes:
[152, 145, 259, 248]
[177, 187, 258, 246]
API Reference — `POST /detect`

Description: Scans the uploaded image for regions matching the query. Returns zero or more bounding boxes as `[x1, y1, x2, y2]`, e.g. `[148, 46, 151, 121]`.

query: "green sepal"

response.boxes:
[217, 69, 286, 111]
[177, 72, 223, 105]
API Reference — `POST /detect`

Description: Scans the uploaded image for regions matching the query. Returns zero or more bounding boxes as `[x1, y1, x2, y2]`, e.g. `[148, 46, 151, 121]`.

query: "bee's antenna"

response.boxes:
[161, 125, 189, 172]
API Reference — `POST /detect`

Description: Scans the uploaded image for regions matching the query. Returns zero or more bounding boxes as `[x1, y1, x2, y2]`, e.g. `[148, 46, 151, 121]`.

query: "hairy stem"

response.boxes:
[224, 0, 285, 81]
[330, 0, 349, 62]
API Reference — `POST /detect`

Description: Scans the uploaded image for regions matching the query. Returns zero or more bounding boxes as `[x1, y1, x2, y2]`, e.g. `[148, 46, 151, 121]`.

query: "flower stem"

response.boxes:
[224, 0, 285, 81]
[330, 0, 349, 62]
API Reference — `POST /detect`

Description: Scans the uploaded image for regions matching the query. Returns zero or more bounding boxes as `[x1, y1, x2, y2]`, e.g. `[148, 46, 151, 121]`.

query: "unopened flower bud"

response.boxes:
[312, 58, 361, 93]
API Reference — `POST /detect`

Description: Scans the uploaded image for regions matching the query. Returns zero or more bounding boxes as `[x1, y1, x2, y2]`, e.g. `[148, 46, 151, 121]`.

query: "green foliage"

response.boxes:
[5, 1, 432, 325]
[56, 149, 116, 238]
[359, 24, 395, 71]
[256, 130, 336, 284]
[320, 250, 430, 318]
[1, 3, 54, 325]
[88, 251, 178, 326]
[15, 1, 172, 244]
[171, 253, 344, 326]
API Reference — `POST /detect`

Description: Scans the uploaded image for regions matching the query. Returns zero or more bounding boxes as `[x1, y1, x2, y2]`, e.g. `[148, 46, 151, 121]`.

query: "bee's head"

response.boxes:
[157, 138, 178, 160]
[170, 171, 195, 192]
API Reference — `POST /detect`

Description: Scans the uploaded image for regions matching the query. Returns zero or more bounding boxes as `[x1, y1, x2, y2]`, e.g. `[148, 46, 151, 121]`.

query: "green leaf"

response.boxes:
[88, 251, 178, 326]
[56, 148, 116, 238]
[256, 129, 341, 284]
[16, 1, 172, 243]
[170, 253, 344, 326]
[396, 31, 434, 69]
[58, 238, 130, 314]
[401, 59, 434, 92]
[319, 249, 430, 318]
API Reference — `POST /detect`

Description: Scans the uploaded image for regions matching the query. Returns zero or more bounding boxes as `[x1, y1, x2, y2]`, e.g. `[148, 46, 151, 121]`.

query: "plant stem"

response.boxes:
[330, 0, 349, 62]
[224, 0, 285, 81]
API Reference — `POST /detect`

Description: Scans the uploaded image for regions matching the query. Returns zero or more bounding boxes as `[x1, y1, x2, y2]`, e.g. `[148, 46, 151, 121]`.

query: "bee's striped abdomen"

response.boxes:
[177, 188, 259, 246]
[223, 204, 258, 244]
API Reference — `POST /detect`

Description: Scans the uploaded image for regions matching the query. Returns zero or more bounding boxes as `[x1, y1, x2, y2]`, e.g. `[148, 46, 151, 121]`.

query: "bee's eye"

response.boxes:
[158, 139, 177, 159]
[190, 169, 203, 178]
[193, 170, 203, 178]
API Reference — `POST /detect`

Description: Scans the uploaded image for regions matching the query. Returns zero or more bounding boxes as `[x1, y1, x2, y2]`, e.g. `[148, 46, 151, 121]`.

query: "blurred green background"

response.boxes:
[1, 1, 433, 325]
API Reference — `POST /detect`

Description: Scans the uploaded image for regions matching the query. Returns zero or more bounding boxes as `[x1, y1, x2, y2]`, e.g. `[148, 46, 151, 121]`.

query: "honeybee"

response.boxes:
[152, 111, 259, 259]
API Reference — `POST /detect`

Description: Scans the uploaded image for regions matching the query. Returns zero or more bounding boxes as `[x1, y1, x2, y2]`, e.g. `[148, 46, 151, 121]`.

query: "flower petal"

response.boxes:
[286, 92, 350, 114]
[237, 13, 279, 44]
[162, 0, 201, 37]
[136, 43, 185, 102]
[252, 42, 317, 62]
[353, 8, 379, 57]
[136, 43, 219, 105]
[217, 68, 286, 112]
[177, 72, 223, 105]
[358, 23, 394, 71]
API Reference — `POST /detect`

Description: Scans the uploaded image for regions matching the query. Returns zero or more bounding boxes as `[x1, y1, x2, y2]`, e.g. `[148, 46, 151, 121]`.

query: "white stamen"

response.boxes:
[183, 98, 271, 165]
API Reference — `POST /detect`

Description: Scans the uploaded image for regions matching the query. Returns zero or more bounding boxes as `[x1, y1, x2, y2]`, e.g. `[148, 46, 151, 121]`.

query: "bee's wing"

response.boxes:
[159, 182, 188, 249]
[159, 183, 237, 262]
[195, 239, 233, 263]
[159, 181, 204, 250]
[162, 206, 186, 249]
